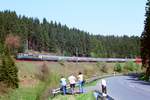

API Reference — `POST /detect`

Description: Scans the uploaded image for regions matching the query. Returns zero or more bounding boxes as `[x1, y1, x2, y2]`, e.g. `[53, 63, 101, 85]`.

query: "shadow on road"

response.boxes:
[125, 73, 150, 86]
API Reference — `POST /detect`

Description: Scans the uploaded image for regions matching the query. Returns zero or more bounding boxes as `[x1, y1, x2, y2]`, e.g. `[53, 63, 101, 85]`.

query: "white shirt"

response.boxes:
[78, 74, 83, 82]
[60, 78, 67, 86]
[101, 79, 106, 86]
[68, 75, 76, 84]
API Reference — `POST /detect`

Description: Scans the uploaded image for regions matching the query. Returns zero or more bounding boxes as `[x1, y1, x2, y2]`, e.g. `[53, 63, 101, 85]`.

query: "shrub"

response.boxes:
[96, 62, 101, 67]
[123, 61, 135, 72]
[36, 61, 50, 82]
[35, 62, 60, 99]
[100, 62, 108, 73]
[37, 72, 60, 100]
[58, 59, 65, 66]
[96, 61, 109, 73]
[5, 34, 20, 55]
[138, 73, 149, 81]
[134, 63, 141, 72]
[114, 62, 122, 72]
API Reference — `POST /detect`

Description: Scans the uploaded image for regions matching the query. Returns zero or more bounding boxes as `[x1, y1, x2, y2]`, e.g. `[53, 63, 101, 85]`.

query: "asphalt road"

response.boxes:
[105, 75, 150, 100]
[84, 75, 150, 100]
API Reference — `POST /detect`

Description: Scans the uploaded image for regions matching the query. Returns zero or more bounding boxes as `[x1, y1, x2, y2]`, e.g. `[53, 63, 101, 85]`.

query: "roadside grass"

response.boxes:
[84, 79, 99, 87]
[0, 61, 142, 100]
[0, 72, 60, 100]
[0, 61, 61, 100]
[0, 82, 45, 100]
[51, 92, 95, 100]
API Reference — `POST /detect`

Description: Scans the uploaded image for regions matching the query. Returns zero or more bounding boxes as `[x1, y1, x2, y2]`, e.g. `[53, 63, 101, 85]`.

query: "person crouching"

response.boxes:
[101, 79, 107, 99]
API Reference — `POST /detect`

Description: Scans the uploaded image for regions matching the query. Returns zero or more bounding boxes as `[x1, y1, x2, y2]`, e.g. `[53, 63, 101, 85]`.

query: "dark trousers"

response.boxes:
[61, 86, 66, 95]
[102, 85, 107, 94]
[70, 84, 75, 94]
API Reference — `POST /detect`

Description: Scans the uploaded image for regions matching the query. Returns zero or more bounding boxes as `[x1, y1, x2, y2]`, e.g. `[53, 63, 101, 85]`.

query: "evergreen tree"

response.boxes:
[141, 0, 150, 79]
[0, 46, 19, 88]
[0, 10, 140, 58]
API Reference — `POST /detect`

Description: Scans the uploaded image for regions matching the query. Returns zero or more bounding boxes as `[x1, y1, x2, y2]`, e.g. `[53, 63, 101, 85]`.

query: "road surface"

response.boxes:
[85, 75, 150, 100]
[106, 75, 150, 100]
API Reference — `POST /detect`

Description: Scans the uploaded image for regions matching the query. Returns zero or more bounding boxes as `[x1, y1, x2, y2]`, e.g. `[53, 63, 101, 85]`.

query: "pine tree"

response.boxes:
[0, 46, 19, 88]
[141, 0, 150, 80]
[0, 10, 140, 58]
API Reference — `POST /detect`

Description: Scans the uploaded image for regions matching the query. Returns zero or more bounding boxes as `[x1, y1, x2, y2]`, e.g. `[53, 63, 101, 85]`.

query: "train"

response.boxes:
[16, 53, 136, 62]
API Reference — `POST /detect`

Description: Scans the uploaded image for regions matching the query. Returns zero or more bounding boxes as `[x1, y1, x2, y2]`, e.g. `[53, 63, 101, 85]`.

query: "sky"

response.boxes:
[0, 0, 147, 36]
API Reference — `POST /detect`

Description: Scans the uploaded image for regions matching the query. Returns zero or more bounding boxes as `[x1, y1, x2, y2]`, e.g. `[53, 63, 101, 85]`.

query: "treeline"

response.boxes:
[0, 10, 140, 58]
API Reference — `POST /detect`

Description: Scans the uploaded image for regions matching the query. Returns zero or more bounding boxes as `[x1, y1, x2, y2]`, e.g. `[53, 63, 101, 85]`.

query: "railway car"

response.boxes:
[16, 53, 136, 62]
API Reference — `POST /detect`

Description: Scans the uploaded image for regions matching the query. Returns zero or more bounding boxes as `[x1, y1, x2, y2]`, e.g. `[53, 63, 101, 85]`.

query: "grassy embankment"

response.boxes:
[0, 61, 142, 100]
[52, 92, 95, 100]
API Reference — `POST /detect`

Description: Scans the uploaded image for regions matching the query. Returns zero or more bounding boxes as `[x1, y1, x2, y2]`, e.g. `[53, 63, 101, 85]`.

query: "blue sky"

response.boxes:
[0, 0, 147, 36]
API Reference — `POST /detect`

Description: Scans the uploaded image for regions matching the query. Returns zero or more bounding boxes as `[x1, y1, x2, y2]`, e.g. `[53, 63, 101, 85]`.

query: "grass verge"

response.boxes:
[51, 92, 95, 100]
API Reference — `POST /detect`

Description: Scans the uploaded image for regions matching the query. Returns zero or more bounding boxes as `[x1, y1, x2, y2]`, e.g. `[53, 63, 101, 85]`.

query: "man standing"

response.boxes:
[68, 74, 76, 94]
[78, 72, 84, 93]
[60, 76, 67, 95]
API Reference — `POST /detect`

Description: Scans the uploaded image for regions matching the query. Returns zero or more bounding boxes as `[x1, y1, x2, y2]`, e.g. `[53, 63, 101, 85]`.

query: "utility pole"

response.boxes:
[76, 47, 78, 66]
[25, 39, 29, 53]
[25, 39, 28, 53]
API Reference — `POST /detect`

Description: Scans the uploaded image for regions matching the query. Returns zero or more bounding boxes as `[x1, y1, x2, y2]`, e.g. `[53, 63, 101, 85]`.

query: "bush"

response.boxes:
[100, 62, 108, 73]
[138, 73, 150, 81]
[5, 34, 20, 55]
[114, 62, 122, 72]
[37, 72, 60, 100]
[134, 63, 141, 72]
[58, 59, 65, 66]
[96, 62, 109, 73]
[123, 61, 135, 72]
[35, 62, 60, 99]
[36, 61, 50, 82]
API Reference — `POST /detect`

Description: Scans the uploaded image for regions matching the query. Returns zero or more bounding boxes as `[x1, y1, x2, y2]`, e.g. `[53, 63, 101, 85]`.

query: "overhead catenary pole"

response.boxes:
[76, 47, 78, 66]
